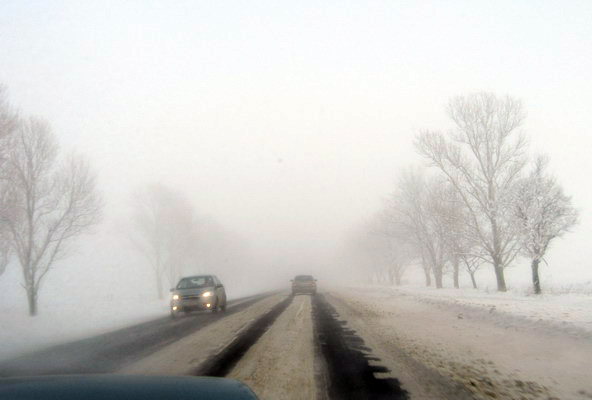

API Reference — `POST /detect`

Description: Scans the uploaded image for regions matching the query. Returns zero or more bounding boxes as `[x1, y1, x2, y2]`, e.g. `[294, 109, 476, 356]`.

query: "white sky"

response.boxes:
[1, 1, 591, 285]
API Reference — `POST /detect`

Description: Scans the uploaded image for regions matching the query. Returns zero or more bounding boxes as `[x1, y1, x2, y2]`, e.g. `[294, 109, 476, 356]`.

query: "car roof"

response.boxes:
[180, 275, 213, 280]
[0, 375, 257, 400]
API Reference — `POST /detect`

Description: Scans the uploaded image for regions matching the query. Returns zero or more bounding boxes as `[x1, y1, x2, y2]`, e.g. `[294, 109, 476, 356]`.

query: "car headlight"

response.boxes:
[172, 294, 179, 300]
[202, 291, 212, 297]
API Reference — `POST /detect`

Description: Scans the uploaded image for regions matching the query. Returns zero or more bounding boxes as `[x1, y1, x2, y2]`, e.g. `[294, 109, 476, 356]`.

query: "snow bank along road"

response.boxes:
[1, 289, 589, 399]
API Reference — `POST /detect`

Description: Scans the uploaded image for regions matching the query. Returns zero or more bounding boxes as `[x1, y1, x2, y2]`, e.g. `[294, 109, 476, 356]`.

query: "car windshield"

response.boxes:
[294, 276, 314, 282]
[177, 277, 210, 289]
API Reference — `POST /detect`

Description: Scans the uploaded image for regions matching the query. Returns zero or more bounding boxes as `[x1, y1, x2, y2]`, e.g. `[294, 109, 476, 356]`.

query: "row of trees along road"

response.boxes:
[128, 184, 199, 300]
[350, 92, 578, 294]
[128, 183, 252, 300]
[0, 86, 103, 315]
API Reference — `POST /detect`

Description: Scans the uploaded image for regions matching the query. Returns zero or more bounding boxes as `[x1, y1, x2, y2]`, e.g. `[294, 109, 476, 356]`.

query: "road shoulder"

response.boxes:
[328, 289, 592, 400]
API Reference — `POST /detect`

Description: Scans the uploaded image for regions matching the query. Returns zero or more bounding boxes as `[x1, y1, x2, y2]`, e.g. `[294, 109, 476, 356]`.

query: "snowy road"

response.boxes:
[2, 289, 591, 399]
[0, 293, 271, 376]
[226, 295, 317, 399]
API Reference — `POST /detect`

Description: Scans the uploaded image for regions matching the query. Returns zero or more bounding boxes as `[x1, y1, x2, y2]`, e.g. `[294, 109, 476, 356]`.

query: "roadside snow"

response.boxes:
[330, 286, 592, 399]
[0, 294, 170, 361]
[365, 285, 592, 336]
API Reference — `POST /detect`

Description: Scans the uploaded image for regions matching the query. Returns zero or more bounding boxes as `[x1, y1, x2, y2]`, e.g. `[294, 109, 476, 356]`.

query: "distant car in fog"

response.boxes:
[291, 275, 317, 295]
[170, 275, 227, 318]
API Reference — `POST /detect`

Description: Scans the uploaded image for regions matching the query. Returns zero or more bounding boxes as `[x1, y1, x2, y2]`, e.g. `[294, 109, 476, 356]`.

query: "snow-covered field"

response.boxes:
[363, 284, 592, 335]
[0, 294, 171, 362]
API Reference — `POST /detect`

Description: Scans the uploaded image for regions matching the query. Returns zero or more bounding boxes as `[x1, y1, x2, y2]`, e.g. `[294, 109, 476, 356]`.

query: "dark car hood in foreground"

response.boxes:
[0, 375, 258, 400]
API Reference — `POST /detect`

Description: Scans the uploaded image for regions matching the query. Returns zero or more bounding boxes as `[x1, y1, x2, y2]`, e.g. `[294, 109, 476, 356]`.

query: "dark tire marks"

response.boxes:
[194, 295, 293, 377]
[312, 294, 409, 400]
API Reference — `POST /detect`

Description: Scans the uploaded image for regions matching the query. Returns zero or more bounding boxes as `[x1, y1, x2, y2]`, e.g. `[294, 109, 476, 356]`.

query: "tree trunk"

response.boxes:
[388, 269, 395, 285]
[531, 259, 541, 294]
[491, 216, 507, 292]
[433, 265, 443, 289]
[493, 262, 507, 292]
[453, 258, 460, 289]
[469, 271, 478, 289]
[434, 274, 443, 288]
[420, 254, 431, 286]
[27, 288, 37, 316]
[423, 267, 431, 287]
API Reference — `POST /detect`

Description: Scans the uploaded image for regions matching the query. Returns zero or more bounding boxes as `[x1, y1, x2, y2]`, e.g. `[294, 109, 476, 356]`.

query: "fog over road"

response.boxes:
[1, 290, 590, 400]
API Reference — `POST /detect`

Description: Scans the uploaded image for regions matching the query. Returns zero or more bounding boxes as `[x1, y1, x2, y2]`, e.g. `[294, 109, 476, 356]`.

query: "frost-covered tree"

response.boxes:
[416, 92, 527, 291]
[0, 85, 17, 150]
[0, 85, 18, 275]
[422, 177, 456, 288]
[0, 118, 102, 315]
[344, 216, 415, 286]
[129, 184, 198, 299]
[371, 214, 416, 286]
[514, 156, 578, 294]
[385, 169, 449, 288]
[381, 237, 414, 286]
[343, 221, 382, 284]
[437, 185, 485, 289]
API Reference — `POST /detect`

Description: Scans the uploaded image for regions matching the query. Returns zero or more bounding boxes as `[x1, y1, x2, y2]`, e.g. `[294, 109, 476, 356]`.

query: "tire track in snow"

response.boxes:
[194, 295, 293, 377]
[226, 295, 317, 400]
[312, 294, 409, 400]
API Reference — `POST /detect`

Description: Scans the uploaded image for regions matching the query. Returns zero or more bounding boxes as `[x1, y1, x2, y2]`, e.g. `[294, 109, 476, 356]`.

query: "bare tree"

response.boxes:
[436, 184, 484, 289]
[344, 220, 384, 284]
[514, 156, 578, 294]
[385, 169, 448, 288]
[446, 213, 485, 289]
[384, 239, 414, 286]
[129, 184, 198, 299]
[419, 253, 432, 287]
[370, 215, 415, 286]
[461, 253, 484, 289]
[0, 85, 18, 143]
[423, 177, 460, 288]
[416, 92, 527, 291]
[0, 118, 102, 315]
[0, 219, 11, 275]
[0, 86, 18, 275]
[445, 191, 485, 289]
[426, 182, 462, 288]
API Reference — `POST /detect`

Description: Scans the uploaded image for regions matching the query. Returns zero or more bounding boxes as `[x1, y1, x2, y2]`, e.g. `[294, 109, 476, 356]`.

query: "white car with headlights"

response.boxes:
[169, 275, 227, 318]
